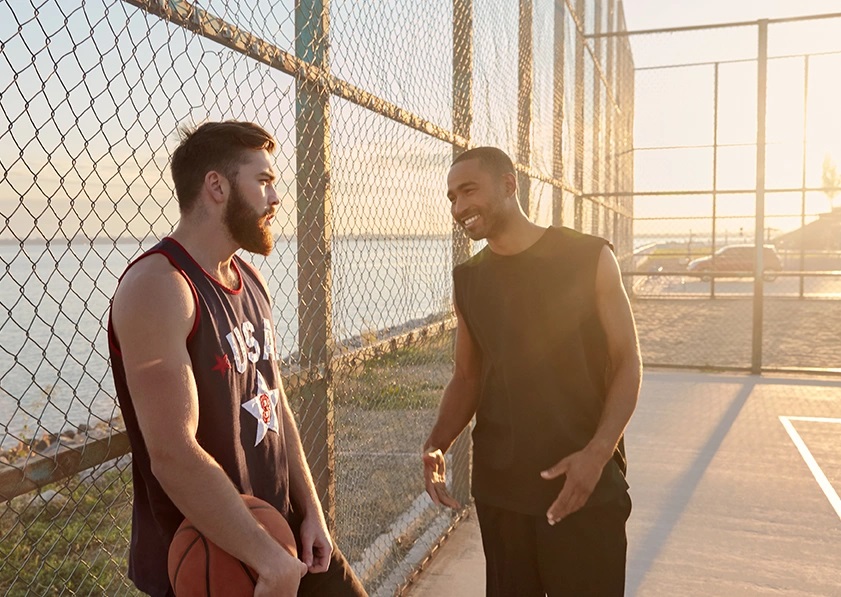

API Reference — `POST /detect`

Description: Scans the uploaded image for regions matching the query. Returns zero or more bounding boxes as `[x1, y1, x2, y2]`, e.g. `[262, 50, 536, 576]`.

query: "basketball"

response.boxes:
[167, 495, 297, 596]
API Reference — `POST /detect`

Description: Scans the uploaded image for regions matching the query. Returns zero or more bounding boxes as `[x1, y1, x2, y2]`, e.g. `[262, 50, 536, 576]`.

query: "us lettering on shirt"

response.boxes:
[225, 317, 280, 374]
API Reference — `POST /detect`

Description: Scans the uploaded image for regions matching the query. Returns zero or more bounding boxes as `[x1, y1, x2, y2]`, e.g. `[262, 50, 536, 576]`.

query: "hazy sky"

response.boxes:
[621, 0, 841, 31]
[618, 0, 841, 238]
[3, 1, 841, 241]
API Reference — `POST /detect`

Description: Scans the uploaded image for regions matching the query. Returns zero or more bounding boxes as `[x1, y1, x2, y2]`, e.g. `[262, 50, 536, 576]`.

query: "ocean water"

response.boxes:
[0, 237, 453, 448]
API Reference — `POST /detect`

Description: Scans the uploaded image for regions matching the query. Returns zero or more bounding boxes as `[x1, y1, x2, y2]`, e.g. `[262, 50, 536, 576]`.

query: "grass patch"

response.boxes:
[334, 454, 425, 563]
[335, 332, 454, 411]
[0, 465, 140, 596]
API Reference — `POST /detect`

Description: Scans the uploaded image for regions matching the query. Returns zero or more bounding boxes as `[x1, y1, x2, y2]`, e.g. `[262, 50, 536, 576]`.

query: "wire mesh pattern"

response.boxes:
[625, 15, 841, 372]
[0, 0, 632, 594]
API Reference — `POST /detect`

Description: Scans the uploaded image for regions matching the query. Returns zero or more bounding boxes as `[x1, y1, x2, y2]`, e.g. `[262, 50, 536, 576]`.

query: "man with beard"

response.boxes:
[109, 121, 366, 597]
[422, 147, 641, 596]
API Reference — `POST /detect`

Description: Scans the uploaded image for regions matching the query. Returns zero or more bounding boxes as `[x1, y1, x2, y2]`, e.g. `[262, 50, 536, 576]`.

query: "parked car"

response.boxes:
[687, 244, 783, 281]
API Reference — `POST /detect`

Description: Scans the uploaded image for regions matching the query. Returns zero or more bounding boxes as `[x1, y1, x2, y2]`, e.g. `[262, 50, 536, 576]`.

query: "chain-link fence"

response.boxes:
[0, 0, 632, 594]
[601, 13, 841, 373]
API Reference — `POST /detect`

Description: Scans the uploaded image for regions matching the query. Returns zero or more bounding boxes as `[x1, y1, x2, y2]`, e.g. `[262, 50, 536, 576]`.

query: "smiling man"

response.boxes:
[423, 146, 642, 596]
[108, 121, 366, 597]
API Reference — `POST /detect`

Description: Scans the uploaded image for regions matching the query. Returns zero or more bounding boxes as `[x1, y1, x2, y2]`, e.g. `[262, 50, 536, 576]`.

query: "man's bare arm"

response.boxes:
[541, 245, 641, 523]
[422, 301, 483, 508]
[112, 256, 305, 594]
[424, 301, 482, 453]
[587, 245, 642, 461]
[246, 262, 333, 574]
[278, 389, 334, 573]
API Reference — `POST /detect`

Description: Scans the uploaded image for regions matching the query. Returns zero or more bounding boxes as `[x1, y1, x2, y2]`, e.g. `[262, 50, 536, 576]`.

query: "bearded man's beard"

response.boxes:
[224, 182, 274, 256]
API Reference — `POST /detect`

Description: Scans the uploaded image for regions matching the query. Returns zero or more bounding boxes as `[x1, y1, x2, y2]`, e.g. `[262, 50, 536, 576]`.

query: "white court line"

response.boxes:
[779, 415, 841, 522]
[783, 416, 841, 425]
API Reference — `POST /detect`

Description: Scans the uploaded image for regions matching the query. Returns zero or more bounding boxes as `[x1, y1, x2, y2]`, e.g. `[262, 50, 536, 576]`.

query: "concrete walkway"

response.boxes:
[406, 370, 841, 596]
[407, 509, 484, 596]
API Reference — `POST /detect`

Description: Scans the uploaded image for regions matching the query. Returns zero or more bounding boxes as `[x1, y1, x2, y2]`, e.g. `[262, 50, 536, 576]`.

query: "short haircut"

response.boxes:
[451, 146, 516, 177]
[170, 121, 276, 213]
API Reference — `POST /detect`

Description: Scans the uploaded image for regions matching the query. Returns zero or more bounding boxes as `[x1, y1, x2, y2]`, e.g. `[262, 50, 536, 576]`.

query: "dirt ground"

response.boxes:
[321, 336, 456, 573]
[632, 297, 841, 370]
[332, 406, 437, 561]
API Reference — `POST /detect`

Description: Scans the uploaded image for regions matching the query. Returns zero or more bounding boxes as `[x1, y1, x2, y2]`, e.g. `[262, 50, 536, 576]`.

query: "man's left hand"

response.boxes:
[299, 514, 333, 574]
[540, 448, 606, 525]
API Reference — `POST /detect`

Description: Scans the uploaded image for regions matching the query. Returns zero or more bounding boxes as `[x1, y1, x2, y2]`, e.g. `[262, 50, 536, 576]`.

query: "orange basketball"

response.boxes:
[167, 495, 298, 597]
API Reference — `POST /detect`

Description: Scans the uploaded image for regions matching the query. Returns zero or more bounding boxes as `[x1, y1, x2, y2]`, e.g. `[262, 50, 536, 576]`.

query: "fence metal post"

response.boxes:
[615, 12, 629, 274]
[574, 0, 586, 232]
[451, 0, 473, 507]
[552, 0, 566, 227]
[627, 36, 635, 268]
[617, 20, 635, 279]
[711, 62, 719, 299]
[799, 56, 810, 298]
[518, 0, 534, 215]
[614, 24, 624, 276]
[295, 0, 336, 530]
[752, 19, 768, 374]
[591, 0, 602, 235]
[606, 0, 616, 241]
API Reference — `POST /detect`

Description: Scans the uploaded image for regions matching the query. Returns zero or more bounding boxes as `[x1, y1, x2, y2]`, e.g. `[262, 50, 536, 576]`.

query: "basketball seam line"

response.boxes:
[201, 534, 211, 597]
[173, 532, 203, 590]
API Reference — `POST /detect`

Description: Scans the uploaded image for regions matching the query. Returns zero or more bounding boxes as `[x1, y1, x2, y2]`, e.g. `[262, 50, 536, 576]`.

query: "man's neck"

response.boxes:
[486, 216, 547, 256]
[169, 221, 240, 284]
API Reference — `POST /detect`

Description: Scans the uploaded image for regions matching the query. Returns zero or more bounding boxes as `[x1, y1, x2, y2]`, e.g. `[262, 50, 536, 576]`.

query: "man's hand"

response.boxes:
[299, 513, 333, 574]
[253, 545, 307, 597]
[540, 448, 607, 525]
[422, 448, 460, 509]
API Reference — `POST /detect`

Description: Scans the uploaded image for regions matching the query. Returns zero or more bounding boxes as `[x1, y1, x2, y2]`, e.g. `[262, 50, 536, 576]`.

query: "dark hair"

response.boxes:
[451, 146, 515, 176]
[170, 121, 276, 213]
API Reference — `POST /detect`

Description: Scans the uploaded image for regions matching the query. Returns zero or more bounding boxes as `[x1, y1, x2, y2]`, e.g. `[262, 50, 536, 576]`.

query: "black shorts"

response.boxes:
[289, 512, 368, 597]
[297, 545, 367, 597]
[475, 493, 631, 597]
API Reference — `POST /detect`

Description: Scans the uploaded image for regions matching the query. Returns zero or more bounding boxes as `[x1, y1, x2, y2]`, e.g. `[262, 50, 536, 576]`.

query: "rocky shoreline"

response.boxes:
[0, 416, 124, 471]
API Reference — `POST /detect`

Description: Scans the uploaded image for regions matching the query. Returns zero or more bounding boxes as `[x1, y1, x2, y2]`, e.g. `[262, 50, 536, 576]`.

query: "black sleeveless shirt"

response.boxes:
[108, 238, 290, 597]
[453, 226, 628, 516]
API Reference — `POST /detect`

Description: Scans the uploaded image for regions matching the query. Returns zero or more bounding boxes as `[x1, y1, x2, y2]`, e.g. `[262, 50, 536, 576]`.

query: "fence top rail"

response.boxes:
[0, 317, 458, 503]
[635, 48, 841, 72]
[561, 0, 628, 114]
[636, 142, 756, 152]
[626, 270, 841, 278]
[582, 186, 841, 198]
[121, 0, 469, 148]
[585, 11, 841, 39]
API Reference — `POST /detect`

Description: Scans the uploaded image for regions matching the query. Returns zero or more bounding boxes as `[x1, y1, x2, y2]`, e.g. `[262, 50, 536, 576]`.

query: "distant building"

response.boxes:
[775, 208, 841, 251]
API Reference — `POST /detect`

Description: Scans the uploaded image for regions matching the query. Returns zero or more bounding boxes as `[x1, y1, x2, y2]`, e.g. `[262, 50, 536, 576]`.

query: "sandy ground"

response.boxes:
[632, 297, 841, 370]
[332, 406, 438, 563]
[325, 336, 453, 553]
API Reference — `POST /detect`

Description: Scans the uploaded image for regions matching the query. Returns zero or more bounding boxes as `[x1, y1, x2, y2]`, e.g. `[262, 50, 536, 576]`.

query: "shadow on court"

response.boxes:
[626, 371, 841, 596]
[408, 370, 841, 597]
[625, 377, 754, 595]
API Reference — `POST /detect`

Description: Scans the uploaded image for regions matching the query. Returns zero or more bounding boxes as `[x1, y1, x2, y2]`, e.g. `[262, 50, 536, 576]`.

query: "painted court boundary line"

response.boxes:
[779, 416, 841, 522]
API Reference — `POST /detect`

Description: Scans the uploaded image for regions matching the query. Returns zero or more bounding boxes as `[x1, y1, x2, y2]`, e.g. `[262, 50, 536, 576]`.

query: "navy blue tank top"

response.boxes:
[108, 237, 290, 597]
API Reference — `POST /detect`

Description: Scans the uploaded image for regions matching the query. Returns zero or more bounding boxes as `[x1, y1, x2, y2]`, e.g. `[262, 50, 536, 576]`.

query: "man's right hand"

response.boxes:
[422, 448, 460, 509]
[253, 547, 308, 597]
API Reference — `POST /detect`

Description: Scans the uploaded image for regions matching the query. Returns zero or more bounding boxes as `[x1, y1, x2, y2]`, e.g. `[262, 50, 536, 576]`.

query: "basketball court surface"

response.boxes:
[408, 370, 841, 596]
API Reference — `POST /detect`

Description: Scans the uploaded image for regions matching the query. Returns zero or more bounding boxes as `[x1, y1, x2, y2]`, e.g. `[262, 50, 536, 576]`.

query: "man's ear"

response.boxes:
[204, 170, 228, 206]
[502, 171, 518, 198]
